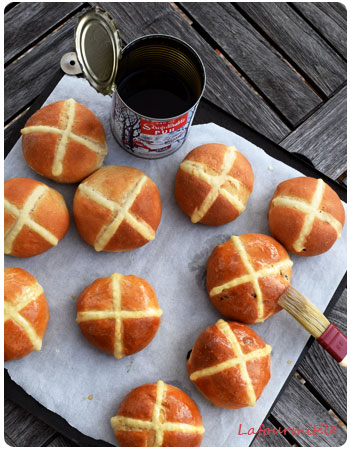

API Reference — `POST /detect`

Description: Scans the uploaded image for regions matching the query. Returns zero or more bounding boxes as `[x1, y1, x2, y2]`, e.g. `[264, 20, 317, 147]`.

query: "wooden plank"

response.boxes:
[47, 433, 78, 446]
[5, 104, 33, 152]
[4, 12, 82, 122]
[5, 398, 56, 446]
[180, 2, 321, 127]
[4, 3, 83, 64]
[298, 289, 347, 422]
[280, 85, 346, 180]
[323, 2, 347, 29]
[94, 2, 290, 142]
[237, 3, 346, 97]
[251, 418, 292, 447]
[271, 375, 347, 446]
[4, 3, 19, 14]
[5, 117, 27, 151]
[292, 3, 346, 58]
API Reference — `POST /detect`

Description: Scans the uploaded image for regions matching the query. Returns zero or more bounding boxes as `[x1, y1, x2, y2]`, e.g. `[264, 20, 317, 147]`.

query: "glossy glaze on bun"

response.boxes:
[76, 273, 162, 359]
[207, 233, 292, 323]
[188, 319, 271, 409]
[110, 380, 205, 446]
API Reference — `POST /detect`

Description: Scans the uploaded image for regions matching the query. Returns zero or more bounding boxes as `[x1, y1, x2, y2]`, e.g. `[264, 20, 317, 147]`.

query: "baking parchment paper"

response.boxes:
[5, 75, 347, 447]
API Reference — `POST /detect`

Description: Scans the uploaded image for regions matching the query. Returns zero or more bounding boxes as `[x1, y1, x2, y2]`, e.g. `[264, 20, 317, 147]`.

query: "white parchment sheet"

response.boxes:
[5, 75, 347, 447]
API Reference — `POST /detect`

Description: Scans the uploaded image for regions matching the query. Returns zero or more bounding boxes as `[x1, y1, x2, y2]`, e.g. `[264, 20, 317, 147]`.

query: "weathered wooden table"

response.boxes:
[4, 2, 347, 447]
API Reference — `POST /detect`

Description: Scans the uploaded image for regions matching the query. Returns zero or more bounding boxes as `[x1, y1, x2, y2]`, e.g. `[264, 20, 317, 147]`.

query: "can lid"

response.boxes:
[74, 7, 122, 95]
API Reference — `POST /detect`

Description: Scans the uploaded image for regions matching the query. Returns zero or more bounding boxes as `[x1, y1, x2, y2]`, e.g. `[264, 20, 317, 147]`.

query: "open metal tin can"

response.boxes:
[72, 7, 206, 159]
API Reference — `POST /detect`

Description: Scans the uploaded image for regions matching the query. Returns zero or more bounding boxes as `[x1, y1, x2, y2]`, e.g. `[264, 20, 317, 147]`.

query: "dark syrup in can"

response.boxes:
[117, 68, 196, 119]
[112, 34, 205, 158]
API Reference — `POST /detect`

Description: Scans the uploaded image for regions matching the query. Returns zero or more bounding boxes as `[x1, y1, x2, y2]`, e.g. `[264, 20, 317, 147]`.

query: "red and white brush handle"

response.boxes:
[317, 323, 347, 367]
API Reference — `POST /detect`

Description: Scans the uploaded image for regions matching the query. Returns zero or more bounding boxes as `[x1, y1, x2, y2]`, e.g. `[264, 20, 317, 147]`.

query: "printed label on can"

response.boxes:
[140, 114, 188, 135]
[111, 94, 196, 158]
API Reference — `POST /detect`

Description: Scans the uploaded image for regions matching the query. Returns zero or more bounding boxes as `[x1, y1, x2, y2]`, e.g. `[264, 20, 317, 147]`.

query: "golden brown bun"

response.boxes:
[21, 99, 108, 183]
[76, 273, 162, 358]
[175, 144, 254, 225]
[73, 165, 162, 252]
[187, 319, 271, 409]
[268, 177, 345, 256]
[4, 177, 70, 257]
[4, 267, 50, 361]
[206, 234, 292, 324]
[110, 380, 205, 446]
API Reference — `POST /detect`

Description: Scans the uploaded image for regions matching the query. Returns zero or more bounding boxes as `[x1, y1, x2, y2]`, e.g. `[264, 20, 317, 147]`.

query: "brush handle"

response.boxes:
[317, 323, 347, 367]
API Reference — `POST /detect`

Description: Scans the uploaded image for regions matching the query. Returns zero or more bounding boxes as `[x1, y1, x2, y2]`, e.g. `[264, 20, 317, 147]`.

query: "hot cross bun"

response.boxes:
[206, 233, 293, 324]
[4, 267, 50, 361]
[110, 380, 205, 446]
[175, 144, 254, 225]
[188, 319, 271, 409]
[73, 166, 162, 252]
[76, 273, 162, 359]
[4, 177, 70, 257]
[21, 98, 108, 183]
[268, 177, 345, 256]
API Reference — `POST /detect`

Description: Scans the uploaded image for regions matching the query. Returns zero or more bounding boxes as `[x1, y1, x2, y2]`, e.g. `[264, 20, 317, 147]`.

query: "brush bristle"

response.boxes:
[278, 286, 330, 338]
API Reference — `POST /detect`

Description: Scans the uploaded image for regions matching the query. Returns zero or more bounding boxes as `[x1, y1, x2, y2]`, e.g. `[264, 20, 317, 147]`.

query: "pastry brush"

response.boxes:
[278, 286, 347, 367]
